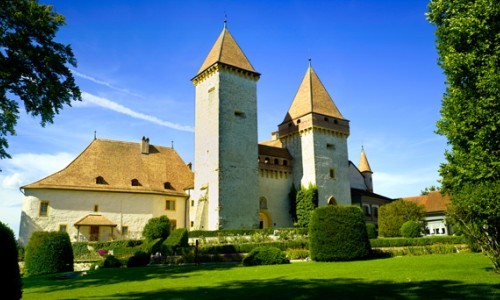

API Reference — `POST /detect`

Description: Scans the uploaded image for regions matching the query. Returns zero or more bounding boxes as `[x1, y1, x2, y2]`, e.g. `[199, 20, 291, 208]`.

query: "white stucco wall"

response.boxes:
[19, 188, 186, 245]
[259, 172, 294, 228]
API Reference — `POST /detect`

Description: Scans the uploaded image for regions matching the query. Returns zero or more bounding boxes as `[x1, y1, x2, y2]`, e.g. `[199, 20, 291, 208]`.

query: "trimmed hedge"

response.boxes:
[242, 246, 289, 266]
[103, 255, 122, 268]
[127, 251, 150, 267]
[162, 228, 188, 255]
[142, 238, 164, 254]
[188, 228, 308, 238]
[142, 215, 171, 240]
[25, 231, 74, 276]
[369, 236, 466, 247]
[400, 221, 422, 238]
[309, 206, 371, 261]
[199, 240, 308, 255]
[0, 221, 22, 299]
[366, 223, 378, 239]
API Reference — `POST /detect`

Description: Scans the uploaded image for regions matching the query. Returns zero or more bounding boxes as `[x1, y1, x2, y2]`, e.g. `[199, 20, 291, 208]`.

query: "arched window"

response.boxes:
[264, 157, 270, 164]
[328, 196, 337, 205]
[259, 197, 268, 209]
[274, 158, 279, 165]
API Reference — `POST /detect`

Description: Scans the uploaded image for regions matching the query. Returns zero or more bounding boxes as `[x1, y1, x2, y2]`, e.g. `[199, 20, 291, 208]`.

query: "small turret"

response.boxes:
[358, 147, 373, 192]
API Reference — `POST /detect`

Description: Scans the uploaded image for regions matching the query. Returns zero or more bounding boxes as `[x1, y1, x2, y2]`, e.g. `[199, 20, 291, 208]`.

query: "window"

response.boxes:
[164, 182, 173, 189]
[165, 200, 176, 211]
[190, 221, 194, 228]
[122, 226, 128, 235]
[283, 160, 288, 166]
[131, 179, 140, 186]
[326, 143, 335, 149]
[363, 205, 371, 216]
[191, 200, 195, 207]
[329, 168, 336, 179]
[94, 205, 99, 212]
[234, 111, 246, 117]
[264, 157, 270, 164]
[297, 119, 301, 124]
[59, 224, 67, 232]
[373, 206, 379, 218]
[274, 158, 279, 165]
[96, 176, 105, 184]
[39, 201, 49, 217]
[170, 219, 177, 230]
[259, 197, 268, 209]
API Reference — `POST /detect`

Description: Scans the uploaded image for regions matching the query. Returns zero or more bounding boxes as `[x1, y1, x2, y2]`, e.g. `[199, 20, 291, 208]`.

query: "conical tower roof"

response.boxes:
[359, 147, 372, 173]
[283, 62, 345, 123]
[195, 25, 257, 77]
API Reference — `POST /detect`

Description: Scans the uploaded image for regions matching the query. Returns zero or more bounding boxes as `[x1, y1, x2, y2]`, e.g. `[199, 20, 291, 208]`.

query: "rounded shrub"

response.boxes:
[366, 223, 378, 239]
[400, 220, 422, 238]
[309, 206, 371, 261]
[25, 231, 74, 276]
[161, 228, 189, 256]
[127, 251, 150, 268]
[0, 221, 22, 299]
[142, 215, 171, 240]
[103, 255, 122, 268]
[242, 246, 289, 266]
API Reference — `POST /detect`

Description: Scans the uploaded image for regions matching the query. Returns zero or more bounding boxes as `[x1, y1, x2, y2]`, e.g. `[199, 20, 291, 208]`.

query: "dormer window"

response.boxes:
[96, 176, 106, 184]
[131, 179, 140, 186]
[164, 182, 173, 190]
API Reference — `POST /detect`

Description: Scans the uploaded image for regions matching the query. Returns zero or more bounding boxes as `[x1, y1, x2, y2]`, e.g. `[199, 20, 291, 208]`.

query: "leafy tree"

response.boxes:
[427, 0, 500, 271]
[0, 221, 22, 299]
[0, 0, 81, 159]
[400, 220, 422, 238]
[295, 183, 318, 228]
[142, 215, 171, 240]
[420, 185, 439, 196]
[378, 199, 425, 237]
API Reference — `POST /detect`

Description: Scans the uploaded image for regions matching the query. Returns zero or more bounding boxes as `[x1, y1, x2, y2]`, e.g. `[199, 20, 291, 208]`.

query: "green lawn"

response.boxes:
[23, 253, 499, 299]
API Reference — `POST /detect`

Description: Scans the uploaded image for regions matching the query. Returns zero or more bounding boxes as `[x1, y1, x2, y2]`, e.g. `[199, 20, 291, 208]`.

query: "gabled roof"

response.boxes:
[23, 139, 194, 196]
[283, 63, 345, 123]
[359, 148, 372, 173]
[196, 25, 257, 76]
[258, 144, 292, 159]
[403, 191, 451, 213]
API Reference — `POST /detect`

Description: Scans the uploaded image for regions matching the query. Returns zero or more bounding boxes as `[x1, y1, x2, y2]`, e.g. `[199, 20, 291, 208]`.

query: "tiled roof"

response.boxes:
[74, 214, 117, 227]
[196, 26, 257, 76]
[283, 64, 345, 123]
[258, 144, 292, 159]
[403, 191, 451, 213]
[23, 139, 194, 196]
[358, 148, 372, 173]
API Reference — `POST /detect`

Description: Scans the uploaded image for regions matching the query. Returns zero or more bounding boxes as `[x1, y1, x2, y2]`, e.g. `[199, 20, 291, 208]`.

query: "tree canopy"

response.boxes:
[0, 0, 81, 159]
[378, 199, 425, 238]
[427, 0, 500, 272]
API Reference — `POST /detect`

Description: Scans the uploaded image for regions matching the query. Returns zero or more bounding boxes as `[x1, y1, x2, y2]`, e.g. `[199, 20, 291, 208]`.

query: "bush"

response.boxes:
[242, 247, 289, 266]
[142, 215, 171, 240]
[378, 199, 425, 237]
[127, 251, 150, 268]
[400, 221, 422, 238]
[369, 236, 465, 247]
[142, 238, 164, 254]
[285, 248, 309, 260]
[0, 221, 22, 299]
[162, 228, 189, 255]
[189, 228, 308, 238]
[366, 223, 378, 239]
[25, 231, 74, 276]
[309, 206, 371, 261]
[103, 255, 122, 268]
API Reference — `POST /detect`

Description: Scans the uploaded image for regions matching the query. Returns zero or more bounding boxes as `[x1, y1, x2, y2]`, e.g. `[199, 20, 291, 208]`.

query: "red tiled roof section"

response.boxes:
[404, 191, 451, 213]
[23, 139, 194, 196]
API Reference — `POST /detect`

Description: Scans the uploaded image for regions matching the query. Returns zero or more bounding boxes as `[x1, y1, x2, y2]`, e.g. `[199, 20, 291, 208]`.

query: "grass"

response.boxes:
[23, 253, 499, 299]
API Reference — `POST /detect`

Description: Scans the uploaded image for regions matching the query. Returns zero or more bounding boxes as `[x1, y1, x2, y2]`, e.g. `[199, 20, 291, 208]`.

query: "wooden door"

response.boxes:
[90, 226, 99, 241]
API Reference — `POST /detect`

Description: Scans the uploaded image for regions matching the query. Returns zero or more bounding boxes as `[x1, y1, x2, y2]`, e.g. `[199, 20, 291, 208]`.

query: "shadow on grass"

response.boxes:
[76, 277, 500, 300]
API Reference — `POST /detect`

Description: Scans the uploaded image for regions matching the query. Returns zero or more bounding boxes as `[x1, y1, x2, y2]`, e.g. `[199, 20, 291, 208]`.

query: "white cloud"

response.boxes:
[81, 92, 194, 132]
[72, 70, 143, 98]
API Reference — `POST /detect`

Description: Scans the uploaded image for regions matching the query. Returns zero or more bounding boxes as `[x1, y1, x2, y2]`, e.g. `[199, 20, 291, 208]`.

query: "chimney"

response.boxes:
[187, 162, 192, 170]
[271, 131, 279, 140]
[141, 136, 150, 154]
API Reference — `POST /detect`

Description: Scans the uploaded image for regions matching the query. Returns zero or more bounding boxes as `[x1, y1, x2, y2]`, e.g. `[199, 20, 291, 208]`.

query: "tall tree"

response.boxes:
[0, 0, 81, 160]
[427, 0, 500, 272]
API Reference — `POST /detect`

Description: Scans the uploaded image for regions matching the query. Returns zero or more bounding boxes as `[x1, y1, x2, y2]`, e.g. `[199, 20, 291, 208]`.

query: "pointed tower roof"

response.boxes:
[195, 24, 257, 77]
[358, 147, 372, 173]
[283, 62, 345, 123]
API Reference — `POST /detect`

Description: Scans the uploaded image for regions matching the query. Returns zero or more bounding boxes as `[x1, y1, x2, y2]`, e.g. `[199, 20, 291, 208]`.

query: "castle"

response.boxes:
[18, 24, 391, 244]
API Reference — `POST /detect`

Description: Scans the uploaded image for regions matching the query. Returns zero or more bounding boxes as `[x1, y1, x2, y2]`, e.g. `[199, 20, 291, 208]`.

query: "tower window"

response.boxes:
[264, 157, 270, 164]
[39, 201, 49, 217]
[94, 205, 99, 212]
[324, 117, 329, 122]
[131, 179, 140, 186]
[234, 111, 246, 118]
[326, 143, 335, 149]
[329, 168, 336, 179]
[297, 119, 301, 124]
[334, 119, 338, 124]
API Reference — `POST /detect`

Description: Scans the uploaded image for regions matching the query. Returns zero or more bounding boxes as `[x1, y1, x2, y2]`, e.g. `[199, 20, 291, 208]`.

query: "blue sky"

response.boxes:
[0, 0, 447, 236]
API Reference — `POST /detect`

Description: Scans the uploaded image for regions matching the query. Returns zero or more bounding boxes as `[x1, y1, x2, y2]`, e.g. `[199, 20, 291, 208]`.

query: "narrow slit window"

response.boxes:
[327, 143, 335, 149]
[234, 111, 246, 118]
[329, 168, 336, 179]
[94, 205, 99, 212]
